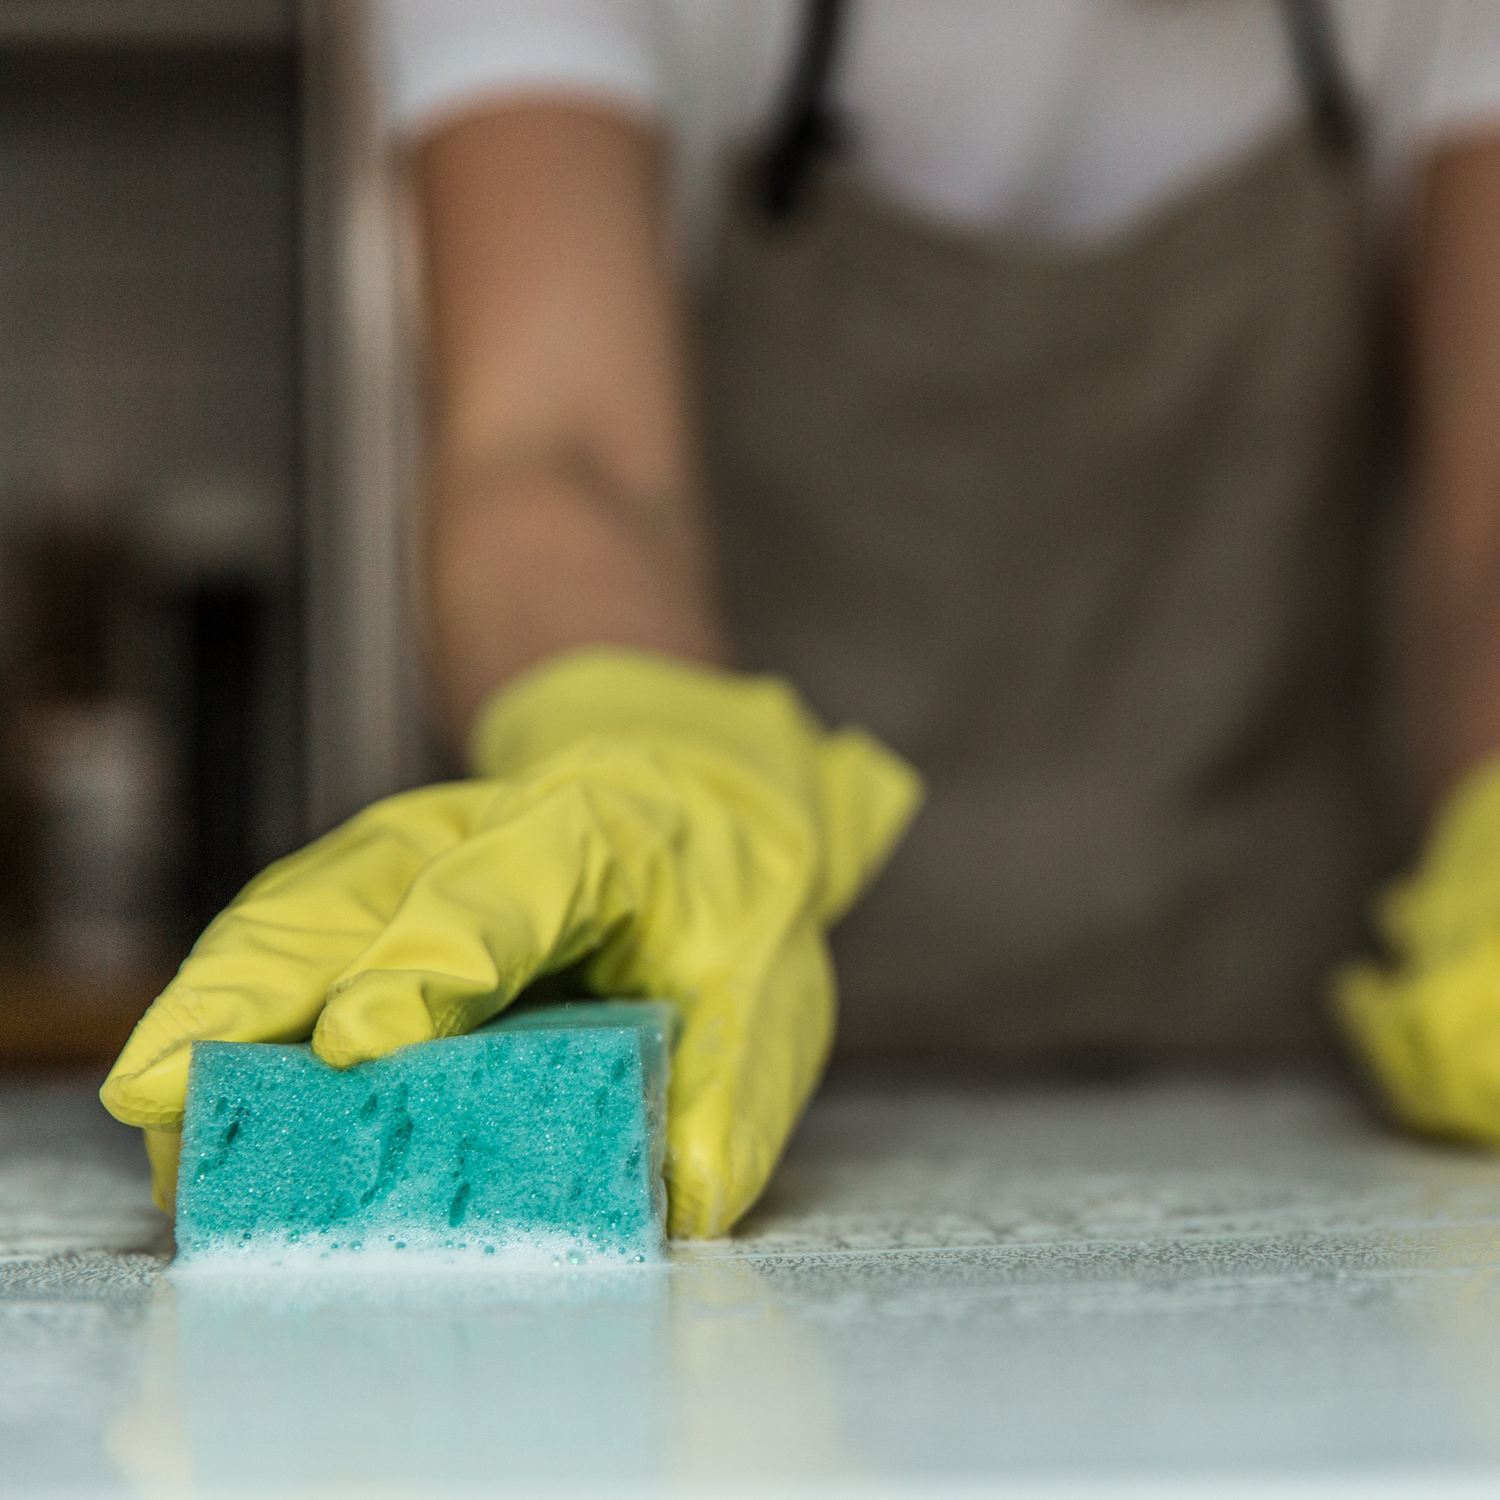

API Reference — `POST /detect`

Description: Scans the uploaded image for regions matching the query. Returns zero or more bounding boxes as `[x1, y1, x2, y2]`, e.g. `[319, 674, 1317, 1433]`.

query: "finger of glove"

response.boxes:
[145, 1127, 182, 1216]
[663, 924, 835, 1239]
[1336, 939, 1500, 1143]
[814, 730, 924, 922]
[101, 784, 490, 1129]
[313, 775, 660, 1069]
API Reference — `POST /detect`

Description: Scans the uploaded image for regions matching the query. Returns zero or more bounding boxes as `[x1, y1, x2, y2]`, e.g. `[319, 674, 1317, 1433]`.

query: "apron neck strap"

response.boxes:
[757, 0, 1360, 225]
[758, 0, 848, 221]
[1278, 0, 1362, 158]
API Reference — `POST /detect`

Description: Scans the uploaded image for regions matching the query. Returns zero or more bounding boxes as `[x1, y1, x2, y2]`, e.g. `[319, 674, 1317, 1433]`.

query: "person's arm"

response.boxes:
[414, 103, 724, 741]
[1407, 129, 1500, 798]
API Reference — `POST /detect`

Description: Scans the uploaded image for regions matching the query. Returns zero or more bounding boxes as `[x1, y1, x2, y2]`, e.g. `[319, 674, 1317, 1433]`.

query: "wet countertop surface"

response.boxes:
[5, 1072, 1500, 1498]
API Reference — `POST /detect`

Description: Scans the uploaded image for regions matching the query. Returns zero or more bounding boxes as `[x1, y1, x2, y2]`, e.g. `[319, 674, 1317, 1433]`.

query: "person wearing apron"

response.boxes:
[705, 0, 1382, 1074]
[100, 3, 1500, 1235]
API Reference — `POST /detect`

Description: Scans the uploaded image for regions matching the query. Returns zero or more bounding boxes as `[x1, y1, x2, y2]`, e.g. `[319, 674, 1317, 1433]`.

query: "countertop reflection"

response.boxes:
[6, 1074, 1500, 1497]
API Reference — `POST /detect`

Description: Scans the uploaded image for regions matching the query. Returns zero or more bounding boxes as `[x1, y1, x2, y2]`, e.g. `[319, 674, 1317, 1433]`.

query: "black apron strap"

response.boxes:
[1278, 0, 1362, 157]
[760, 2, 1359, 224]
[758, 0, 848, 221]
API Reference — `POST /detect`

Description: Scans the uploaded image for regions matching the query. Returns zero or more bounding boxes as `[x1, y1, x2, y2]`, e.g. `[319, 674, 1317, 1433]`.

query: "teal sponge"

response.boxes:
[174, 1000, 671, 1267]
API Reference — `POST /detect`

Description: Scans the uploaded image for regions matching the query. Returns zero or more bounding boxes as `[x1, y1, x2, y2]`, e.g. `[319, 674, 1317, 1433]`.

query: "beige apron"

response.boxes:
[698, 1, 1392, 1072]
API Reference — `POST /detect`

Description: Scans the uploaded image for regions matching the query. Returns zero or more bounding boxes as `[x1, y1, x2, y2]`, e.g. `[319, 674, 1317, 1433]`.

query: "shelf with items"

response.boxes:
[0, 1, 294, 50]
[0, 959, 169, 1071]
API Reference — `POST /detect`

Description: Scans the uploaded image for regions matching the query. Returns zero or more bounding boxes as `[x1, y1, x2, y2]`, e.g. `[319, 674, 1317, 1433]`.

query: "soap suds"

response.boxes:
[170, 1224, 661, 1279]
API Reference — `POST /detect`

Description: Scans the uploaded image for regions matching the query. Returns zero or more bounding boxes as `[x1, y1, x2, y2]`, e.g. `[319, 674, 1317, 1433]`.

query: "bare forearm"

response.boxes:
[413, 103, 722, 744]
[425, 457, 723, 737]
[1408, 131, 1500, 799]
[1408, 503, 1500, 801]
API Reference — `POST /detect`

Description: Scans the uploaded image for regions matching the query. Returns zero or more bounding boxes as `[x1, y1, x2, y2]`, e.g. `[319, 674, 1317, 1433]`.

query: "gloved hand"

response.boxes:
[100, 649, 921, 1237]
[1336, 754, 1500, 1144]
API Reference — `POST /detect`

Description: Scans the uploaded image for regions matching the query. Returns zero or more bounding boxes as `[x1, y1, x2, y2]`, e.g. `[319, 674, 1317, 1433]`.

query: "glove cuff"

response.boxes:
[469, 647, 922, 919]
[469, 648, 805, 784]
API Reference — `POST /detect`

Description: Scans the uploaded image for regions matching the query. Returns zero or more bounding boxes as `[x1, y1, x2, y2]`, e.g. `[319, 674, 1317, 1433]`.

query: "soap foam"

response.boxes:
[171, 1226, 655, 1276]
[167, 1238, 673, 1318]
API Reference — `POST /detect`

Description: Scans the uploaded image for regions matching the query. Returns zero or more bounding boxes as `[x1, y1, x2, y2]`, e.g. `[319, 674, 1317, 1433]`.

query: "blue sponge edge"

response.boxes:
[173, 1000, 673, 1271]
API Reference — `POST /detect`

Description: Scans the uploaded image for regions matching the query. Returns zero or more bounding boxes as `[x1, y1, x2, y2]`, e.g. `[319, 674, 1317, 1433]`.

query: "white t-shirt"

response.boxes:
[379, 0, 1500, 263]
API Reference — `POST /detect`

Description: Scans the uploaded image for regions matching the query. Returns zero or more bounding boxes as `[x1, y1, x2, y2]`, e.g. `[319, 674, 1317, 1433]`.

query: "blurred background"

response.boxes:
[0, 0, 425, 1073]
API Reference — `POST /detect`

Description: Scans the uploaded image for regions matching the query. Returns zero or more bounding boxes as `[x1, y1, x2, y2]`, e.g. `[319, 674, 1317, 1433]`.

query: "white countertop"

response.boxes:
[6, 1072, 1500, 1498]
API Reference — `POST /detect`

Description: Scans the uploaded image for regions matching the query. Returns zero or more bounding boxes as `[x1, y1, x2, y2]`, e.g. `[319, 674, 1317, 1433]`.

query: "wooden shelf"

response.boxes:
[0, 963, 166, 1071]
[0, 0, 295, 49]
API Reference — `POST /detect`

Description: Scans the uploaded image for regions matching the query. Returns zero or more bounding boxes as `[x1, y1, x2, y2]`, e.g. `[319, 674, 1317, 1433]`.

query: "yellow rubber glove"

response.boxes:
[100, 649, 921, 1237]
[1336, 753, 1500, 1143]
